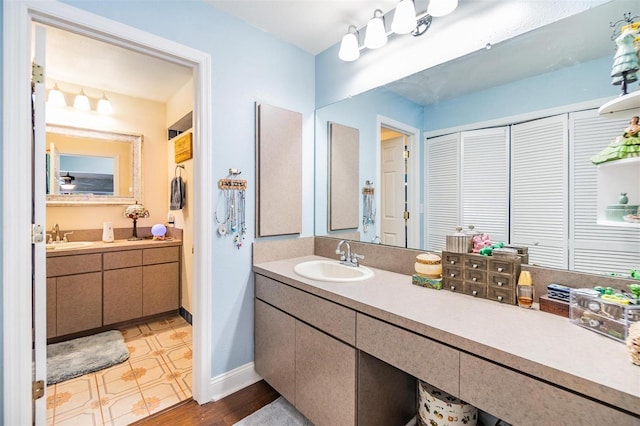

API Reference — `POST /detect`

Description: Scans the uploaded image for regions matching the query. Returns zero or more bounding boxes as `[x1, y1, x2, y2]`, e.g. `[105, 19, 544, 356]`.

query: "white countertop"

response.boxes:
[254, 255, 640, 415]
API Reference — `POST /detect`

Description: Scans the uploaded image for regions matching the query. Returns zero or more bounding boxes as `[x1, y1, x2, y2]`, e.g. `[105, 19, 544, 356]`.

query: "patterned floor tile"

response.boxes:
[151, 327, 190, 349]
[164, 344, 192, 372]
[125, 336, 156, 360]
[54, 409, 103, 426]
[171, 324, 192, 345]
[139, 381, 185, 415]
[99, 388, 148, 423]
[49, 315, 192, 425]
[49, 387, 100, 421]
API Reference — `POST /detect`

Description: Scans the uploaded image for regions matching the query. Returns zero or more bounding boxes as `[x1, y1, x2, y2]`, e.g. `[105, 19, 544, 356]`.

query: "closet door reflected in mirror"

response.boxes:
[328, 122, 359, 231]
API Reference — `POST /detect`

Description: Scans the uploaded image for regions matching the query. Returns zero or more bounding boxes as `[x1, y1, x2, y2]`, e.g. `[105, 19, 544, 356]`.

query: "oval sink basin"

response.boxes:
[294, 260, 374, 282]
[46, 241, 94, 251]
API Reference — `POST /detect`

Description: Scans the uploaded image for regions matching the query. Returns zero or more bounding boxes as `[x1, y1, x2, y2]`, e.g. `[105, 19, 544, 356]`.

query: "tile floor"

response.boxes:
[46, 314, 192, 426]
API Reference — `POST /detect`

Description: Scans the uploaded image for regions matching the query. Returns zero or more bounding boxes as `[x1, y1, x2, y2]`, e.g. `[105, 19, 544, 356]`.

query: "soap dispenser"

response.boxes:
[102, 222, 114, 243]
[517, 271, 534, 308]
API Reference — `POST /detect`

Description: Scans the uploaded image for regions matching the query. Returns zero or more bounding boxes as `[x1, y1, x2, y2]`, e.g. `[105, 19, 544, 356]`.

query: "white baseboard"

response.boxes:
[210, 362, 263, 401]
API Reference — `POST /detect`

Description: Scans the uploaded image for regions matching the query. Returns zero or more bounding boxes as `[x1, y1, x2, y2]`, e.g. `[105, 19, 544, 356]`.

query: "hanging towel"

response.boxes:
[170, 175, 186, 210]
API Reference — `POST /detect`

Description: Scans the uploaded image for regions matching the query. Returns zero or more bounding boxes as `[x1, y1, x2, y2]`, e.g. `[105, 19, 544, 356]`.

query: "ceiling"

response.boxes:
[41, 1, 620, 106]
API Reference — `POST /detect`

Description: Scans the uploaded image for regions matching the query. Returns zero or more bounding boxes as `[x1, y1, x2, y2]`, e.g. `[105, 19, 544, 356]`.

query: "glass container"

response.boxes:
[517, 271, 534, 309]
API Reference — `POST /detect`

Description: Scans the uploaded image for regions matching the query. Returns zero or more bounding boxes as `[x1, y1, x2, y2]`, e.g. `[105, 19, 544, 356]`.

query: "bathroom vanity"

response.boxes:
[253, 245, 639, 425]
[46, 239, 181, 340]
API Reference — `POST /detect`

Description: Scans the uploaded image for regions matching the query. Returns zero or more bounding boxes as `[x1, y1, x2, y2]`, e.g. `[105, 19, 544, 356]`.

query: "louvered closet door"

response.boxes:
[570, 109, 639, 274]
[425, 133, 460, 252]
[511, 115, 568, 269]
[461, 128, 509, 243]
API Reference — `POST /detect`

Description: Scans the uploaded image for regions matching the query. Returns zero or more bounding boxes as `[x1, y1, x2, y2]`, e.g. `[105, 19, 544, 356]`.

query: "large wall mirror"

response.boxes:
[314, 0, 639, 275]
[46, 125, 142, 205]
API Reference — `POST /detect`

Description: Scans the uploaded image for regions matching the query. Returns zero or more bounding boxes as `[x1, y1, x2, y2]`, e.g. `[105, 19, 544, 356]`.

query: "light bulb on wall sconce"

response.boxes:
[428, 0, 458, 17]
[73, 88, 91, 111]
[391, 0, 417, 34]
[364, 9, 387, 49]
[338, 25, 360, 61]
[47, 82, 66, 107]
[97, 92, 113, 114]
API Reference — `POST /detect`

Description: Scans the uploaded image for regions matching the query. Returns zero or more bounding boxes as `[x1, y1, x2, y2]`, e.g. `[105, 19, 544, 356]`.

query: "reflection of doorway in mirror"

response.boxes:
[380, 127, 408, 248]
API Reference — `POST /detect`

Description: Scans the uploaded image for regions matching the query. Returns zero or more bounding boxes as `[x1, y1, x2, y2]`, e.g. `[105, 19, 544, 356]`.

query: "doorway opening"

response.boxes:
[4, 2, 213, 424]
[377, 116, 421, 249]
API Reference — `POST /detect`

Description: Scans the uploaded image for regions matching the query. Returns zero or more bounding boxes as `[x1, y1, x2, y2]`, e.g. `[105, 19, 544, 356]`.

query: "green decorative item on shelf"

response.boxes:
[619, 192, 629, 204]
[591, 116, 640, 165]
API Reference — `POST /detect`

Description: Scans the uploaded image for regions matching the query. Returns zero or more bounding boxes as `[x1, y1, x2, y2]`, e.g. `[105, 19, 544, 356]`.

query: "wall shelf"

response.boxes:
[598, 90, 640, 117]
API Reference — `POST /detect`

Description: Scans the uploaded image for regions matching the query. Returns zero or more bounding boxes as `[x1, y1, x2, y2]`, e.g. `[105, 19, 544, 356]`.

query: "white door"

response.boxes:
[33, 24, 49, 424]
[381, 134, 406, 247]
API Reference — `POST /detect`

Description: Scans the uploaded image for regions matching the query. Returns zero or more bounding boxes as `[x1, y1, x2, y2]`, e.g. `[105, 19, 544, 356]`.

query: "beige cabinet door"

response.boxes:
[295, 321, 356, 426]
[254, 299, 296, 403]
[104, 266, 143, 325]
[56, 272, 102, 336]
[142, 262, 179, 316]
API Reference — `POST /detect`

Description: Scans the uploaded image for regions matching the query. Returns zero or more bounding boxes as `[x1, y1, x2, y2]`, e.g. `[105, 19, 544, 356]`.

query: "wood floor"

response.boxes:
[131, 380, 280, 426]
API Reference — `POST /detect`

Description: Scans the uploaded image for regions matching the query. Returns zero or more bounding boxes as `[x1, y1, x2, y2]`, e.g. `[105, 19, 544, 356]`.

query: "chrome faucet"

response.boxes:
[336, 240, 351, 262]
[336, 239, 364, 267]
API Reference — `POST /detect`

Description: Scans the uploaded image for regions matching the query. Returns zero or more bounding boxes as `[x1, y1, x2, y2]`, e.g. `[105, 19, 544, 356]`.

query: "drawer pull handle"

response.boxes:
[498, 282, 504, 286]
[472, 290, 478, 296]
[497, 267, 504, 272]
[450, 286, 456, 291]
[472, 264, 478, 269]
[497, 296, 503, 301]
[450, 273, 456, 278]
[472, 277, 477, 282]
[450, 260, 455, 264]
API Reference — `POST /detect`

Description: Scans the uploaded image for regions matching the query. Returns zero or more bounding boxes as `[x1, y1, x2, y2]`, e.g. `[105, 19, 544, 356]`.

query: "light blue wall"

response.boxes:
[60, 0, 315, 377]
[423, 56, 615, 131]
[315, 88, 423, 241]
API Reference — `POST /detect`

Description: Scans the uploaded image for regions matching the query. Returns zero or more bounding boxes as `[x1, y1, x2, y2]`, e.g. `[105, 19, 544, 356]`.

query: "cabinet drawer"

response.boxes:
[357, 313, 459, 397]
[255, 274, 356, 345]
[486, 285, 516, 305]
[464, 254, 487, 271]
[488, 273, 515, 289]
[489, 258, 518, 274]
[143, 246, 180, 265]
[464, 269, 486, 284]
[460, 353, 638, 426]
[463, 282, 487, 298]
[442, 277, 463, 293]
[443, 252, 464, 266]
[103, 250, 142, 270]
[47, 253, 102, 277]
[443, 265, 462, 280]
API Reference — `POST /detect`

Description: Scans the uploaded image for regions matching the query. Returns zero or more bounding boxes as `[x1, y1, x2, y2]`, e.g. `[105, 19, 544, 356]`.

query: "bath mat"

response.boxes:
[233, 396, 312, 426]
[47, 330, 129, 385]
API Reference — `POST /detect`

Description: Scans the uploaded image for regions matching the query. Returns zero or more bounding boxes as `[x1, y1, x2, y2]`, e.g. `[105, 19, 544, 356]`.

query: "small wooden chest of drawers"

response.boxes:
[442, 251, 521, 305]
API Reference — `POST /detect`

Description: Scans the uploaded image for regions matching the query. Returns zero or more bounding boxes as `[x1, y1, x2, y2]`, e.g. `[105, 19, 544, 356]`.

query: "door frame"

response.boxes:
[376, 115, 420, 248]
[3, 2, 213, 423]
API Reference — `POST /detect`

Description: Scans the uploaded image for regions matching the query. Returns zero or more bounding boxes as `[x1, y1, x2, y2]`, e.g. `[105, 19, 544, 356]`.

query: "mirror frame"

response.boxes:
[46, 124, 143, 206]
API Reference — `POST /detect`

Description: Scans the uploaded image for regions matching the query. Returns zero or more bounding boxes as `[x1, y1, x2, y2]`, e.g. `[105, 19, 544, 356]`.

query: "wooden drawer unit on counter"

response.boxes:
[443, 251, 520, 305]
[46, 254, 102, 338]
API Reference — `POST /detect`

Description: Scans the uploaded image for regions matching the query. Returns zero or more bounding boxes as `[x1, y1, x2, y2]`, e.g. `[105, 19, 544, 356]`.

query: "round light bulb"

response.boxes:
[364, 10, 387, 49]
[338, 29, 360, 61]
[392, 0, 417, 34]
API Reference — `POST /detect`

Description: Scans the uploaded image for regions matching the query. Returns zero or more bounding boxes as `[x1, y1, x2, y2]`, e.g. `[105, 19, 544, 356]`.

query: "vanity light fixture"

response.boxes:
[338, 25, 360, 62]
[391, 0, 417, 34]
[59, 172, 76, 192]
[97, 92, 113, 114]
[338, 0, 458, 62]
[73, 88, 91, 111]
[364, 9, 387, 49]
[47, 82, 66, 107]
